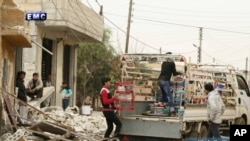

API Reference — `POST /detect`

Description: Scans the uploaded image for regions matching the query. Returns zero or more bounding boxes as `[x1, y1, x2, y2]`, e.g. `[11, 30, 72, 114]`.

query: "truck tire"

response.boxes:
[187, 125, 207, 138]
[198, 125, 208, 138]
[235, 117, 246, 125]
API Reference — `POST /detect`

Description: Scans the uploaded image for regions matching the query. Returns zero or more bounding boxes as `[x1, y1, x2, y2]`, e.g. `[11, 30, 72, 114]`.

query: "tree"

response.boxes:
[76, 29, 121, 109]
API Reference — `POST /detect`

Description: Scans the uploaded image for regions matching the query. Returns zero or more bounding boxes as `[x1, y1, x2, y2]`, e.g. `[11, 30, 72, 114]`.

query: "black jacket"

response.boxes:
[16, 79, 27, 102]
[158, 61, 181, 81]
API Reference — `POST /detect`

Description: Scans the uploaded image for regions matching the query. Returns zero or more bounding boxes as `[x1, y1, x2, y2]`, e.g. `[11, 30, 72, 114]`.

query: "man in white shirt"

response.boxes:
[26, 73, 43, 101]
[204, 83, 225, 138]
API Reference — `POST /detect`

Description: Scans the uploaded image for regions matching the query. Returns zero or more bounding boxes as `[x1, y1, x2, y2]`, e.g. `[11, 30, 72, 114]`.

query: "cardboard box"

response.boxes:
[141, 88, 152, 94]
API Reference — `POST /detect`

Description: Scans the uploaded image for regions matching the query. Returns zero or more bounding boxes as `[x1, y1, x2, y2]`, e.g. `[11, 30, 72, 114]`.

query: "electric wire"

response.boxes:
[104, 16, 160, 52]
[51, 0, 119, 63]
[134, 8, 250, 19]
[88, 0, 162, 52]
[103, 12, 250, 35]
[93, 0, 250, 65]
[135, 2, 250, 15]
[69, 0, 103, 39]
[134, 17, 250, 35]
[75, 0, 103, 38]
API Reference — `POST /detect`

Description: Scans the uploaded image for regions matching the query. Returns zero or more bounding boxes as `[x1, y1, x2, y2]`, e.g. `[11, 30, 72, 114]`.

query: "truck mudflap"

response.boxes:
[120, 116, 183, 139]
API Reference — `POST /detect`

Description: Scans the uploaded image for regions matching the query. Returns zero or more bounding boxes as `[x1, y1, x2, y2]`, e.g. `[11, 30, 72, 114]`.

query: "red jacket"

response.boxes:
[100, 87, 116, 110]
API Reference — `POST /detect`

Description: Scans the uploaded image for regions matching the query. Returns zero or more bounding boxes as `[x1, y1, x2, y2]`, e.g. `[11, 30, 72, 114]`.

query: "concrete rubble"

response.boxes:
[1, 106, 107, 141]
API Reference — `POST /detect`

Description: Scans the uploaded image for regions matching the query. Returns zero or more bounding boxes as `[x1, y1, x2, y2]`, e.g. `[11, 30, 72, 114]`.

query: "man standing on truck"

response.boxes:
[158, 57, 182, 116]
[100, 77, 122, 140]
[204, 83, 225, 138]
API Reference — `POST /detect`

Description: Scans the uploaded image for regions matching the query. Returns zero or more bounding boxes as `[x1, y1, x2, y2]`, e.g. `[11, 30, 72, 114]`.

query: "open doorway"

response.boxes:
[42, 38, 53, 86]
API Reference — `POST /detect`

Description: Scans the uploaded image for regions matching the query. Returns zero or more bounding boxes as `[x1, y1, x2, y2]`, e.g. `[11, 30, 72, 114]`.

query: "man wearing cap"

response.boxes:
[204, 83, 225, 138]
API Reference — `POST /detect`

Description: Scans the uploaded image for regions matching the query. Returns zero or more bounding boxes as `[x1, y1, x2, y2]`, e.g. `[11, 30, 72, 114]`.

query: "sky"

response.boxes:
[81, 0, 250, 70]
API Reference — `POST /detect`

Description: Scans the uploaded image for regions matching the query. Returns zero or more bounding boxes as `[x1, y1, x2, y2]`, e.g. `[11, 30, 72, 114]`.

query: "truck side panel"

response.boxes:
[120, 118, 183, 139]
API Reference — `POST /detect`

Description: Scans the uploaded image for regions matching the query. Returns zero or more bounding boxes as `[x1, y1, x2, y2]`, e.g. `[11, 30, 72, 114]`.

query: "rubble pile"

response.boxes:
[1, 106, 107, 141]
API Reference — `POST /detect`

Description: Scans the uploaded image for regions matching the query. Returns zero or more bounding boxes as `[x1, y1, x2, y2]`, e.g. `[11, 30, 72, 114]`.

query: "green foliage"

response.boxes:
[76, 29, 121, 107]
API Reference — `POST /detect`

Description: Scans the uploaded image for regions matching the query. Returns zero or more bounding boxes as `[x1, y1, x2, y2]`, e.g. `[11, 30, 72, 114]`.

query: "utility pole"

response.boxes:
[246, 57, 248, 80]
[125, 0, 133, 53]
[198, 27, 203, 63]
[160, 47, 162, 54]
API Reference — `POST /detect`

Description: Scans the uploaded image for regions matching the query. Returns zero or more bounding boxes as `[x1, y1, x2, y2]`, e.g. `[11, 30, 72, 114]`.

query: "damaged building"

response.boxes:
[1, 0, 104, 140]
[13, 0, 104, 107]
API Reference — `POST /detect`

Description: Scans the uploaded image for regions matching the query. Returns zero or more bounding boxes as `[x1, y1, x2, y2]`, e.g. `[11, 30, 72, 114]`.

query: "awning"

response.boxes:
[1, 29, 32, 47]
[31, 39, 53, 55]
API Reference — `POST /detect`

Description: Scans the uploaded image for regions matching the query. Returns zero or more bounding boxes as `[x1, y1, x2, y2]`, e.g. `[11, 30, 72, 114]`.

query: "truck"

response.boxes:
[117, 53, 250, 141]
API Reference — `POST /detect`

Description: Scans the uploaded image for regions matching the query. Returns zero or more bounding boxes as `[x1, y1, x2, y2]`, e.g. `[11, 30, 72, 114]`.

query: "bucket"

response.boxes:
[163, 108, 169, 115]
[82, 105, 91, 115]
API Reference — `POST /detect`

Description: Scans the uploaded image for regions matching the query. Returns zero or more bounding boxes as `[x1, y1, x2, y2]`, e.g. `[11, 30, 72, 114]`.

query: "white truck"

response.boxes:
[118, 53, 250, 141]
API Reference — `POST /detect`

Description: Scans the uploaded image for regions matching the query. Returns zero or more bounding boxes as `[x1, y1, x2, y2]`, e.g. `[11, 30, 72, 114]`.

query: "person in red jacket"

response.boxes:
[100, 77, 122, 140]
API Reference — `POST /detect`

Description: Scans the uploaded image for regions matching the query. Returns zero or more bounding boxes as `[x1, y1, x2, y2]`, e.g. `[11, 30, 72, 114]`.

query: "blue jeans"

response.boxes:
[158, 80, 174, 111]
[207, 121, 221, 138]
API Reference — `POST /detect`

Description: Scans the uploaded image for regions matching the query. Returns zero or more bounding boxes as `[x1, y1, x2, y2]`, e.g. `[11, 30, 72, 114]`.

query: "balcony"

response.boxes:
[39, 0, 103, 42]
[1, 0, 32, 47]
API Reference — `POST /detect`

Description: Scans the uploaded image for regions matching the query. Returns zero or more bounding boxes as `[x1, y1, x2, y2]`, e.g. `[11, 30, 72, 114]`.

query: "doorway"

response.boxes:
[63, 45, 71, 84]
[42, 38, 53, 86]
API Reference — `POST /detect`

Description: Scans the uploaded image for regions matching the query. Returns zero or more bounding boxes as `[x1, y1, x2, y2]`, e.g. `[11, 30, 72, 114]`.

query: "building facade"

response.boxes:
[13, 0, 104, 107]
[1, 0, 32, 96]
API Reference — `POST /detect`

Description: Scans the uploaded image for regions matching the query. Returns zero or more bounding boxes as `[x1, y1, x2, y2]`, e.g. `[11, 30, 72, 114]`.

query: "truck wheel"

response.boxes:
[187, 125, 207, 138]
[235, 117, 246, 125]
[198, 125, 208, 138]
[188, 132, 198, 138]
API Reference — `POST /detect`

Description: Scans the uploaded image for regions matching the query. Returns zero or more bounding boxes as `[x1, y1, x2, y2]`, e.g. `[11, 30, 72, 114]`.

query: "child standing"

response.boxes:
[60, 81, 72, 111]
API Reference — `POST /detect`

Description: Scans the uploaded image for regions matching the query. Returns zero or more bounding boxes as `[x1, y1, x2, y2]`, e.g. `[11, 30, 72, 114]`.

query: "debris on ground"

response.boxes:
[1, 106, 107, 141]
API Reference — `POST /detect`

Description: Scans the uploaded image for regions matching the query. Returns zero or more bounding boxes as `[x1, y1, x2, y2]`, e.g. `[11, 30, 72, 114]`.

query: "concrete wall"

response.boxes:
[22, 21, 41, 85]
[1, 0, 30, 94]
[1, 40, 16, 93]
[42, 0, 103, 42]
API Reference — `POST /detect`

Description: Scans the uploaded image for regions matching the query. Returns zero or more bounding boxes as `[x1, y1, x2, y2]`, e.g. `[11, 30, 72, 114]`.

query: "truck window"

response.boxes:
[236, 75, 250, 96]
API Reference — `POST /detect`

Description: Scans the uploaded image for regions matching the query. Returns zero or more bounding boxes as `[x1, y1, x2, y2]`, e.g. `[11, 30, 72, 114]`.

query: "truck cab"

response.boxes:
[118, 53, 250, 141]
